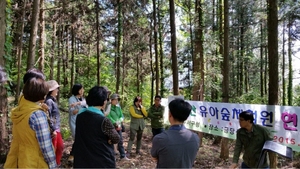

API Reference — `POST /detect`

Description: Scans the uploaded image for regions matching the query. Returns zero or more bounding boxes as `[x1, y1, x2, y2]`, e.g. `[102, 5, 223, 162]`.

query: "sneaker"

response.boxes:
[68, 155, 74, 162]
[120, 156, 130, 161]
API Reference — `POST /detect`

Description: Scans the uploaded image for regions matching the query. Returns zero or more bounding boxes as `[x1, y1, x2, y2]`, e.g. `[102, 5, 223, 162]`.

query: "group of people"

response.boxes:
[0, 66, 273, 169]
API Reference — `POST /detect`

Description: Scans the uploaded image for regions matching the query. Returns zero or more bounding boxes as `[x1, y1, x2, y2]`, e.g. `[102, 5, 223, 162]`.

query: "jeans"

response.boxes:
[152, 128, 164, 137]
[116, 130, 126, 158]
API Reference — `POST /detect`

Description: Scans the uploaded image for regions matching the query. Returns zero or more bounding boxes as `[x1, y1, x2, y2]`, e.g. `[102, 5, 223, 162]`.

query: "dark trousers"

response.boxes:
[241, 162, 269, 169]
[117, 130, 126, 158]
[152, 128, 164, 137]
[70, 142, 75, 156]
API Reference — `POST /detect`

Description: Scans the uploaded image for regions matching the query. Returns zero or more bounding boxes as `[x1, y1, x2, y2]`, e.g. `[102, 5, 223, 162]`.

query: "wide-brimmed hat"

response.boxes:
[110, 93, 119, 100]
[47, 80, 60, 91]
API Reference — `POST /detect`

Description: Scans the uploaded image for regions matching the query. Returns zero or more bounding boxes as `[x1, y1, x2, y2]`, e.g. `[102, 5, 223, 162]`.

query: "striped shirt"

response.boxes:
[29, 110, 57, 169]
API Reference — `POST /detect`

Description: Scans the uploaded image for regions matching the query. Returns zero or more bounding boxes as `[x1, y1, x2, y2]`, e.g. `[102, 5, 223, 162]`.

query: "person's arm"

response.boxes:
[107, 110, 116, 124]
[231, 132, 242, 168]
[157, 106, 164, 118]
[129, 106, 144, 118]
[69, 97, 79, 115]
[104, 103, 111, 116]
[102, 118, 120, 144]
[140, 106, 148, 117]
[29, 111, 57, 169]
[151, 133, 165, 160]
[147, 107, 154, 119]
[118, 107, 124, 121]
[45, 99, 53, 117]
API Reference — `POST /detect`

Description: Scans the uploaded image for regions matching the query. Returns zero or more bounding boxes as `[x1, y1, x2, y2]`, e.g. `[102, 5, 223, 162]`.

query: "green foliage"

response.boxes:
[58, 98, 72, 140]
[292, 85, 300, 106]
[230, 91, 268, 104]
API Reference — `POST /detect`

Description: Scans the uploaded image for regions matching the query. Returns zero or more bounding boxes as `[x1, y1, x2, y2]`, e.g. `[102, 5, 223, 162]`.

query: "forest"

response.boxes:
[0, 0, 300, 168]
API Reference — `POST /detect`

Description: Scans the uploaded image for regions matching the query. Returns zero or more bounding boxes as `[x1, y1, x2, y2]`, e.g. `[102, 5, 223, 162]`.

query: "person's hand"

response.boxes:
[73, 109, 79, 115]
[152, 157, 158, 162]
[40, 103, 49, 111]
[229, 163, 238, 169]
[70, 102, 81, 107]
[51, 131, 57, 138]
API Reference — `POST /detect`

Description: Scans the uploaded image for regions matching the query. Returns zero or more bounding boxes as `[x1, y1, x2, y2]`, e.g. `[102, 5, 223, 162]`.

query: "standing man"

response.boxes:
[148, 95, 165, 137]
[151, 99, 200, 168]
[230, 111, 272, 169]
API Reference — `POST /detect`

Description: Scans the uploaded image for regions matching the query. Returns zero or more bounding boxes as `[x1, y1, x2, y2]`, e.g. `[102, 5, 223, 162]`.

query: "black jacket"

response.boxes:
[73, 110, 117, 168]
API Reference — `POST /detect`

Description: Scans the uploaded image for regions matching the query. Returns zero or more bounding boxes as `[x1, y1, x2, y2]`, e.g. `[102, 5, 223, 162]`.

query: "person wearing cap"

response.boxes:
[107, 93, 130, 161]
[45, 80, 64, 167]
[4, 78, 57, 169]
[127, 96, 148, 156]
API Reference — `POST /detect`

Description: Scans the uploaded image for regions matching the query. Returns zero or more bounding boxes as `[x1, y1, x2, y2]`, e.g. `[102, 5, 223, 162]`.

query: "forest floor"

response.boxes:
[61, 124, 299, 169]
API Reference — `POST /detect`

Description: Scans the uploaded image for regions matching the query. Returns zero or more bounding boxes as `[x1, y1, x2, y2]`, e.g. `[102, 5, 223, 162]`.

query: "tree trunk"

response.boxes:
[239, 12, 244, 96]
[158, 0, 164, 97]
[212, 0, 221, 145]
[95, 1, 101, 85]
[153, 0, 159, 96]
[267, 0, 278, 168]
[150, 18, 154, 106]
[216, 0, 224, 99]
[193, 0, 201, 101]
[50, 22, 56, 80]
[71, 24, 75, 95]
[63, 26, 69, 88]
[188, 0, 193, 100]
[220, 0, 229, 160]
[199, 0, 204, 101]
[260, 22, 264, 98]
[287, 14, 292, 106]
[56, 25, 63, 104]
[136, 53, 140, 94]
[169, 0, 178, 95]
[116, 0, 122, 94]
[38, 0, 45, 71]
[0, 0, 9, 163]
[15, 0, 28, 103]
[282, 21, 286, 105]
[27, 0, 40, 70]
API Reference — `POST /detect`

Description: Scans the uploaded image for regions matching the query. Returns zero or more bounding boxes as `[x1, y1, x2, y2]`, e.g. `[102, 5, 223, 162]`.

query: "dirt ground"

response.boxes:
[61, 124, 299, 169]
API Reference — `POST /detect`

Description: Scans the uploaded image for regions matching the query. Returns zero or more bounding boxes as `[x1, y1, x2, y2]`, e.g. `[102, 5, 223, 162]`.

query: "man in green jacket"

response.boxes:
[148, 95, 165, 137]
[230, 111, 272, 169]
[107, 93, 130, 161]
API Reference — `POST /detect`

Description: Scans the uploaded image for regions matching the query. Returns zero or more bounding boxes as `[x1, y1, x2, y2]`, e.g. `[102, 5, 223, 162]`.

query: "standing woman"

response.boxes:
[107, 93, 129, 161]
[127, 96, 148, 156]
[73, 86, 120, 168]
[4, 78, 57, 168]
[68, 84, 87, 162]
[45, 80, 64, 167]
